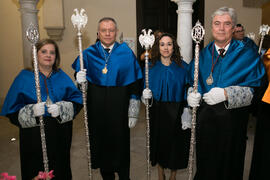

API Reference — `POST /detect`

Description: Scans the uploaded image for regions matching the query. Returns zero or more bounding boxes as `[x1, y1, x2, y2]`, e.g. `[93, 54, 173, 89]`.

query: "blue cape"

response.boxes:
[187, 39, 265, 94]
[242, 37, 259, 52]
[1, 69, 82, 116]
[145, 60, 188, 102]
[72, 41, 142, 86]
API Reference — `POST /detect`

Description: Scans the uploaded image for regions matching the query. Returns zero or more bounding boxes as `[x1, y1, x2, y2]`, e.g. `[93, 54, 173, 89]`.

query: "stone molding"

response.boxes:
[43, 0, 65, 41]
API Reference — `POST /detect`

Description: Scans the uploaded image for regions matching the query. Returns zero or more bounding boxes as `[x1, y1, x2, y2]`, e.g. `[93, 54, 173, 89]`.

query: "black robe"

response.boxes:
[8, 112, 80, 180]
[149, 101, 190, 170]
[249, 75, 270, 180]
[194, 102, 249, 180]
[249, 101, 270, 180]
[87, 81, 141, 171]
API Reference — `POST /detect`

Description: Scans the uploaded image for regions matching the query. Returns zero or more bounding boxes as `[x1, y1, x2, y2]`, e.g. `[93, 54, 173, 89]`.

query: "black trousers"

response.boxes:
[100, 168, 130, 180]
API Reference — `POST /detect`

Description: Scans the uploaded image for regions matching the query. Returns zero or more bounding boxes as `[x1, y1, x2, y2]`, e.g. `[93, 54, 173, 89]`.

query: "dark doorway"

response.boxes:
[136, 0, 204, 58]
[192, 0, 205, 50]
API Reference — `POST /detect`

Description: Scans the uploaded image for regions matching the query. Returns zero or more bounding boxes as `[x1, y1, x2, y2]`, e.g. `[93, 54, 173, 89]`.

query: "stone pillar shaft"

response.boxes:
[171, 0, 196, 63]
[19, 0, 39, 68]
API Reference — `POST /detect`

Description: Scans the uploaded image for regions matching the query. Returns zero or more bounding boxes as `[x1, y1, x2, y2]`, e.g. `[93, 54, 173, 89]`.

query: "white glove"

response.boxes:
[76, 69, 87, 84]
[203, 87, 226, 105]
[187, 92, 201, 107]
[47, 104, 60, 117]
[142, 88, 152, 99]
[33, 102, 46, 117]
[129, 117, 138, 128]
[181, 107, 192, 130]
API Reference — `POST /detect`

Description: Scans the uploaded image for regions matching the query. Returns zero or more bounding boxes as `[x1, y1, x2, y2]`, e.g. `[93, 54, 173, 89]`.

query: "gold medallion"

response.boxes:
[206, 72, 213, 85]
[102, 66, 108, 74]
[46, 96, 53, 107]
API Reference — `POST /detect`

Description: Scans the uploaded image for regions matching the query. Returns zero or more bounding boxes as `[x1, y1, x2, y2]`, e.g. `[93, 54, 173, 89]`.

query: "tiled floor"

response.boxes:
[0, 106, 256, 180]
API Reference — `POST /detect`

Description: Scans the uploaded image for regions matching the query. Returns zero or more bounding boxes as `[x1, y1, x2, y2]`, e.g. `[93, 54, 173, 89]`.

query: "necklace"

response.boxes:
[206, 43, 221, 86]
[41, 71, 53, 106]
[161, 58, 172, 66]
[102, 48, 112, 74]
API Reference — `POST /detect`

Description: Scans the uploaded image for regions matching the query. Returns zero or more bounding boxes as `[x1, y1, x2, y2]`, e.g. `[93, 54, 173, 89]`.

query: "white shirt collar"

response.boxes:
[215, 43, 230, 55]
[101, 43, 115, 53]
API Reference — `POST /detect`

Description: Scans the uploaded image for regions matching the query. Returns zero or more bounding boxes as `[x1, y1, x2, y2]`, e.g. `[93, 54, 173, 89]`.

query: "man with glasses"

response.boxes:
[233, 23, 245, 41]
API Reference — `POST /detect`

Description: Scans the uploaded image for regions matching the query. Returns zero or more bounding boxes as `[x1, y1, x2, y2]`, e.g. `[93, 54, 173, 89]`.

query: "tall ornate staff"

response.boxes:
[26, 23, 49, 175]
[71, 8, 92, 180]
[188, 21, 205, 180]
[139, 29, 155, 180]
[258, 24, 270, 54]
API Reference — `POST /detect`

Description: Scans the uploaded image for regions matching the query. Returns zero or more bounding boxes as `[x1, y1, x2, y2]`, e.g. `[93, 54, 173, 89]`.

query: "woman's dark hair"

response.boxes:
[150, 33, 183, 67]
[35, 39, 61, 71]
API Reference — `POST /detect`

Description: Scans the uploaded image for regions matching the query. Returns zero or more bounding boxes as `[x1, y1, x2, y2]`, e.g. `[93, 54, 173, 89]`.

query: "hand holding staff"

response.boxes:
[71, 8, 92, 180]
[26, 23, 49, 177]
[188, 21, 205, 180]
[139, 29, 155, 180]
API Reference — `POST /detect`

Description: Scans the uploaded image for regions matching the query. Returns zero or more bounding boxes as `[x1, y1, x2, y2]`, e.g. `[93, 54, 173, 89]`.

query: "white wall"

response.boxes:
[0, 1, 23, 106]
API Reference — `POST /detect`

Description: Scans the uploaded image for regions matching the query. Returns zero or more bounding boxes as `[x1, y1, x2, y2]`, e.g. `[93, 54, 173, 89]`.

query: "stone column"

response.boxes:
[18, 0, 39, 68]
[171, 0, 196, 63]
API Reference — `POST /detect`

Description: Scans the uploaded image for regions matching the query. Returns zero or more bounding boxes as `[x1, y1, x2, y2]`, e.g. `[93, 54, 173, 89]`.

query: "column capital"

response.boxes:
[171, 0, 196, 5]
[19, 0, 39, 3]
[18, 0, 39, 14]
[19, 0, 39, 5]
[171, 0, 196, 13]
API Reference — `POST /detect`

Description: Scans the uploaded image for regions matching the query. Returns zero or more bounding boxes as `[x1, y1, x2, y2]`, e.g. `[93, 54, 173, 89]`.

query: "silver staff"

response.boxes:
[258, 24, 270, 54]
[26, 23, 49, 175]
[139, 29, 155, 180]
[188, 21, 205, 180]
[71, 8, 92, 180]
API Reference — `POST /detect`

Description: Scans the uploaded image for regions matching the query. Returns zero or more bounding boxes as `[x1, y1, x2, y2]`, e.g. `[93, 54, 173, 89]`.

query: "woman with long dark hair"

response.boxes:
[143, 33, 191, 180]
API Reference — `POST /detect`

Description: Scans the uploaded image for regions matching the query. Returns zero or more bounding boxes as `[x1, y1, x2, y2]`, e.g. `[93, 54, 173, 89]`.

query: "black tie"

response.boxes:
[105, 48, 110, 53]
[218, 48, 225, 58]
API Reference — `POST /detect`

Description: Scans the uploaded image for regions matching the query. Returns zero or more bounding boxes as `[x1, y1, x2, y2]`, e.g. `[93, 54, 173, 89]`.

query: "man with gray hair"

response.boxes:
[187, 7, 265, 179]
[72, 17, 142, 179]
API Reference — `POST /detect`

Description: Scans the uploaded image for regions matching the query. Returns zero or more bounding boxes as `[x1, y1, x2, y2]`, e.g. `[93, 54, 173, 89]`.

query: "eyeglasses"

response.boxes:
[235, 30, 244, 33]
